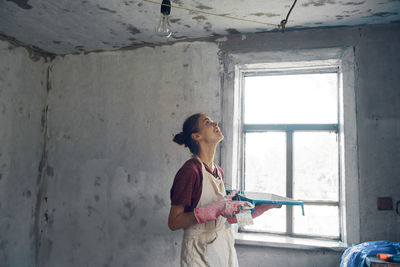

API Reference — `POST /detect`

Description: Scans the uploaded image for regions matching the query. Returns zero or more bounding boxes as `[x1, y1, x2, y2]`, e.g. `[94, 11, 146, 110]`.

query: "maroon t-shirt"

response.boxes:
[170, 158, 224, 212]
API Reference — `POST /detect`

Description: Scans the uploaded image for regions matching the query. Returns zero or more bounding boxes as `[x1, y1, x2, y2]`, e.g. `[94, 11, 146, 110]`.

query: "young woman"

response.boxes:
[169, 113, 276, 267]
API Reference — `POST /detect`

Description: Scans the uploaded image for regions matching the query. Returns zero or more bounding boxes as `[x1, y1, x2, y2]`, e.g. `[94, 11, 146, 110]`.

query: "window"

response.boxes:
[240, 69, 341, 240]
[221, 48, 360, 247]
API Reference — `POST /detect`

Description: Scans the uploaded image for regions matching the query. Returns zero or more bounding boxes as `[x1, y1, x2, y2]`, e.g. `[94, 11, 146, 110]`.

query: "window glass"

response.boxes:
[293, 205, 340, 237]
[244, 73, 338, 124]
[244, 132, 286, 196]
[244, 206, 286, 233]
[293, 132, 339, 201]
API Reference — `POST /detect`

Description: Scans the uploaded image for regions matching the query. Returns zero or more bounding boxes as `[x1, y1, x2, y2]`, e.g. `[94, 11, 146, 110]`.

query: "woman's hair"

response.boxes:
[173, 113, 205, 155]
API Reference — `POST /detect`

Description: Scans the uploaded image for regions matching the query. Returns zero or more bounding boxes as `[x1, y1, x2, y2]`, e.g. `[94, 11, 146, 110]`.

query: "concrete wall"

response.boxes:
[219, 23, 400, 266]
[0, 40, 47, 266]
[0, 23, 399, 267]
[41, 42, 222, 267]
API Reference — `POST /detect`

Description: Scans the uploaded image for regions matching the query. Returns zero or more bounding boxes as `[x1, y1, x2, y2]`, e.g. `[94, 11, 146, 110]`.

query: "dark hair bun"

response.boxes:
[173, 132, 186, 146]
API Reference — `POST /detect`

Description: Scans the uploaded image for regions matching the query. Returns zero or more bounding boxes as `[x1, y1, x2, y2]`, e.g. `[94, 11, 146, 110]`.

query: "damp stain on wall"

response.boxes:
[6, 0, 32, 9]
[97, 5, 117, 14]
[340, 1, 366, 5]
[118, 198, 137, 220]
[225, 28, 241, 34]
[127, 25, 141, 35]
[195, 4, 213, 10]
[249, 12, 280, 17]
[192, 15, 207, 21]
[302, 0, 336, 7]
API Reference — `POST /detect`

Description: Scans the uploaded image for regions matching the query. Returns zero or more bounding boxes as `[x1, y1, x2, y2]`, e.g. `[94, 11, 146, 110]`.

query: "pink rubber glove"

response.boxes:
[194, 191, 247, 224]
[252, 204, 279, 218]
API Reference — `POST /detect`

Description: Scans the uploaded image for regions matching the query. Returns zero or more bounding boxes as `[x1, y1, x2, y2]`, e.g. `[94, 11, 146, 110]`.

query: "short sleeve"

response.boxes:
[170, 160, 202, 209]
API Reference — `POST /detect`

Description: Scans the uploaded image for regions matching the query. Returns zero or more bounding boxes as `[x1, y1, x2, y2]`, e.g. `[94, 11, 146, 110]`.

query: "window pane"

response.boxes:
[293, 205, 340, 237]
[243, 206, 286, 233]
[244, 73, 338, 124]
[244, 132, 286, 196]
[293, 132, 339, 201]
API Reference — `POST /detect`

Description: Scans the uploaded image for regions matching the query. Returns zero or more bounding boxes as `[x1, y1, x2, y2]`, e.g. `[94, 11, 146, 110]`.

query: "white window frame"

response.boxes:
[220, 47, 360, 249]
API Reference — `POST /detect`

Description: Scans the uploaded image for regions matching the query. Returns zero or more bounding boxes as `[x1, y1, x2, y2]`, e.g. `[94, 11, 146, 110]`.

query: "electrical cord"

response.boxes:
[142, 0, 299, 31]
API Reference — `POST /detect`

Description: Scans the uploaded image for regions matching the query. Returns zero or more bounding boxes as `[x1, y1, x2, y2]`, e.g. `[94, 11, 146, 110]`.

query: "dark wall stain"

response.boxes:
[174, 35, 188, 40]
[52, 41, 61, 44]
[184, 24, 191, 28]
[95, 176, 101, 187]
[225, 28, 241, 34]
[192, 15, 207, 21]
[94, 195, 100, 202]
[0, 173, 2, 181]
[0, 239, 8, 251]
[46, 166, 54, 176]
[87, 205, 95, 216]
[23, 190, 31, 198]
[6, 0, 32, 9]
[119, 198, 136, 220]
[137, 2, 143, 6]
[128, 25, 141, 35]
[195, 4, 213, 10]
[372, 12, 398, 17]
[154, 195, 166, 209]
[302, 0, 336, 7]
[97, 5, 117, 14]
[139, 219, 147, 227]
[204, 22, 212, 32]
[249, 12, 280, 17]
[75, 45, 85, 51]
[340, 1, 365, 5]
[171, 0, 183, 6]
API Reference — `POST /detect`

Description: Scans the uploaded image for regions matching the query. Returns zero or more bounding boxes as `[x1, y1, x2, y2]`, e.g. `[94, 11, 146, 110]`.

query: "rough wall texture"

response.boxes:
[0, 23, 399, 267]
[355, 25, 400, 241]
[41, 42, 221, 267]
[0, 40, 47, 266]
[218, 23, 400, 266]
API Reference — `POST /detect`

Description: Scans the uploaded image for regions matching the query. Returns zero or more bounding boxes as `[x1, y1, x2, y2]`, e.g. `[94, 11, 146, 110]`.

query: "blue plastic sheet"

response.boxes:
[340, 241, 400, 267]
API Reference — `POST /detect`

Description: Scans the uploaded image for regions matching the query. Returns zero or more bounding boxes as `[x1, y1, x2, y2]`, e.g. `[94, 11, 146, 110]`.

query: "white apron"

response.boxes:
[180, 158, 239, 267]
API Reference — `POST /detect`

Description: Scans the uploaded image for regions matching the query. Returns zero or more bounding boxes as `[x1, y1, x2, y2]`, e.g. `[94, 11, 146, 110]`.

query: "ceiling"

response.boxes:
[1, 0, 399, 55]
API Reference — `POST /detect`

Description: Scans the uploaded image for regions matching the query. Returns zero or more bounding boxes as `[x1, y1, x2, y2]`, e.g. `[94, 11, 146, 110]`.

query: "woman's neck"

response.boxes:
[197, 144, 216, 169]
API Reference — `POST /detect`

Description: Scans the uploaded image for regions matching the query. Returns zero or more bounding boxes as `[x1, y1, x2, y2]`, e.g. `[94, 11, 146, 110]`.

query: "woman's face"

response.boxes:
[195, 115, 224, 144]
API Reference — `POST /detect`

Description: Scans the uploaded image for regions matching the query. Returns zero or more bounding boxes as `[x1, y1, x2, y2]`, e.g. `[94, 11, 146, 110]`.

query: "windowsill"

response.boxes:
[235, 232, 349, 252]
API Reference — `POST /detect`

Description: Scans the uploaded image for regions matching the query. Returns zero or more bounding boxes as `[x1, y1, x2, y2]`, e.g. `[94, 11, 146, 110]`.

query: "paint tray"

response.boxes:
[227, 190, 305, 215]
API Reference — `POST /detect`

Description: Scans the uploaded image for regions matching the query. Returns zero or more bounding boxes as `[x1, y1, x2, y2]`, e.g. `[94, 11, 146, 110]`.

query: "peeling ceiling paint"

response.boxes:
[0, 0, 399, 55]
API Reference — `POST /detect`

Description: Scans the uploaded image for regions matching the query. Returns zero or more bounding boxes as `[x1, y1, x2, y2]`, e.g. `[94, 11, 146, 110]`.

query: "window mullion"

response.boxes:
[286, 130, 293, 235]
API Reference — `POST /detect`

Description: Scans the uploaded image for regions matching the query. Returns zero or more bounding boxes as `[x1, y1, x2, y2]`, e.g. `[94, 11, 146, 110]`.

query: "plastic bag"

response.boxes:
[340, 241, 400, 267]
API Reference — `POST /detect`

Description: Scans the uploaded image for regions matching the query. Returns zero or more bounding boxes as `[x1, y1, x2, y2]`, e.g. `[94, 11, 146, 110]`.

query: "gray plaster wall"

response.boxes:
[42, 42, 222, 267]
[220, 23, 400, 266]
[0, 40, 47, 266]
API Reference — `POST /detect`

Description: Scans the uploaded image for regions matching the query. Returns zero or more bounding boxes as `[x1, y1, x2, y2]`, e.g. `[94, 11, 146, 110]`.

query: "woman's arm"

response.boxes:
[168, 205, 198, 231]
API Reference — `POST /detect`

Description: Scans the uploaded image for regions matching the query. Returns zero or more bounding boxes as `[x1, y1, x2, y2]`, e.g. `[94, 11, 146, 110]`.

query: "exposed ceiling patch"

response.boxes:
[372, 12, 398, 17]
[5, 0, 32, 9]
[192, 15, 207, 21]
[225, 28, 241, 34]
[127, 25, 141, 35]
[97, 5, 117, 14]
[249, 12, 280, 17]
[302, 0, 336, 7]
[195, 4, 213, 10]
[339, 1, 366, 5]
[170, 18, 181, 23]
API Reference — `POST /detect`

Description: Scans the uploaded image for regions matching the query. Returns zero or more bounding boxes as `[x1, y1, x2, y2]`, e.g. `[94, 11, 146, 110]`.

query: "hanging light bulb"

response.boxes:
[156, 0, 172, 38]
